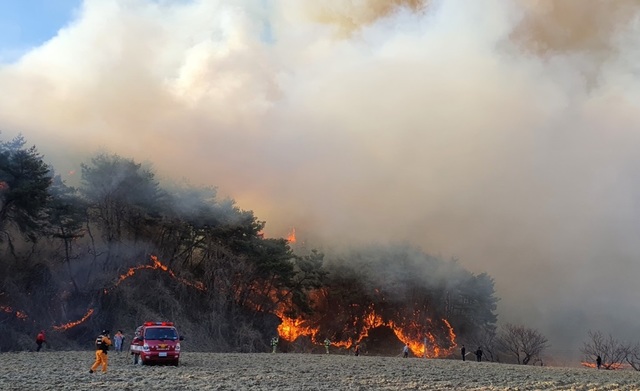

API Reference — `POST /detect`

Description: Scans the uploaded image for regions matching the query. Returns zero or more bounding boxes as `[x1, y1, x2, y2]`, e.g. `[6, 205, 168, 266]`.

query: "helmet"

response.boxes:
[102, 329, 110, 335]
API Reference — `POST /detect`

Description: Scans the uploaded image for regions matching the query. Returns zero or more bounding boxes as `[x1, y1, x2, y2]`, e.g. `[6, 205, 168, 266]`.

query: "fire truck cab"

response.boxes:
[130, 321, 183, 366]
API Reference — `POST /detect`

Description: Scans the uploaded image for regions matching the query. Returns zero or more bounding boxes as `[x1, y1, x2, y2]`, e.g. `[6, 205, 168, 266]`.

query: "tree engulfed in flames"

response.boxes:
[274, 291, 457, 357]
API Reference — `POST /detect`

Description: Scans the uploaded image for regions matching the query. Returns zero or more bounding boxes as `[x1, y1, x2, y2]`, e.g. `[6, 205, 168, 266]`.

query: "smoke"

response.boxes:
[1, 0, 640, 358]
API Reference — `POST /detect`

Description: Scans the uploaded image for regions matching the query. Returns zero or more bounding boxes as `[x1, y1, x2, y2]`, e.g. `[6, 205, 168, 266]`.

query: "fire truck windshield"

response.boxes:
[144, 328, 178, 340]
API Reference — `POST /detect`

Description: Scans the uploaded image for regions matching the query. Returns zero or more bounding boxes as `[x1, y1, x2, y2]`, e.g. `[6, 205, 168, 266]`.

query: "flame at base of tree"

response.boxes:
[274, 292, 457, 358]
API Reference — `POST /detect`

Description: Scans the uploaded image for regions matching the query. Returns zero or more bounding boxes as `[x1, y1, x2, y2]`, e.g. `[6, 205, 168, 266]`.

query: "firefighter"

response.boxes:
[35, 330, 47, 352]
[89, 330, 112, 373]
[403, 344, 409, 358]
[324, 338, 331, 354]
[270, 336, 279, 353]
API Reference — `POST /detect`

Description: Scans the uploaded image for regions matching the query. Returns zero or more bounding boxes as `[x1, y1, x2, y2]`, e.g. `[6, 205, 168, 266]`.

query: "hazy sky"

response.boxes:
[1, 0, 639, 359]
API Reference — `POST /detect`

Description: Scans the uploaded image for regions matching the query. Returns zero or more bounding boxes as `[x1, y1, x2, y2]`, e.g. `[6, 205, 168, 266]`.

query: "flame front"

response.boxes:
[52, 308, 95, 331]
[273, 294, 457, 357]
[104, 255, 206, 294]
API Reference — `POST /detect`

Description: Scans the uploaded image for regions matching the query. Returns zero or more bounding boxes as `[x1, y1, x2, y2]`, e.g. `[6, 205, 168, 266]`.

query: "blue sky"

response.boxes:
[0, 0, 81, 62]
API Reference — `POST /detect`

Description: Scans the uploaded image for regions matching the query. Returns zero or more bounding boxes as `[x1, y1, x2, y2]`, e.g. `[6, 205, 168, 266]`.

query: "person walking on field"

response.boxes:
[475, 347, 483, 362]
[324, 338, 331, 354]
[113, 330, 124, 353]
[461, 344, 466, 361]
[596, 355, 602, 369]
[36, 330, 47, 352]
[89, 330, 112, 373]
[270, 336, 279, 353]
[403, 344, 410, 358]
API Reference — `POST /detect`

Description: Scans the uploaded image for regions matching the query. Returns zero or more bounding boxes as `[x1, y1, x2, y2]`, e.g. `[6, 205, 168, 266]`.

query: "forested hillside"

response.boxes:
[0, 134, 498, 353]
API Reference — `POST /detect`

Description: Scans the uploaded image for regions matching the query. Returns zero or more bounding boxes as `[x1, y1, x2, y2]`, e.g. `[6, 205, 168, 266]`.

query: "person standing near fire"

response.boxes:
[89, 330, 112, 373]
[461, 344, 466, 361]
[270, 336, 279, 353]
[475, 346, 483, 362]
[113, 330, 124, 353]
[35, 330, 47, 352]
[324, 338, 331, 354]
[403, 344, 410, 358]
[596, 355, 602, 369]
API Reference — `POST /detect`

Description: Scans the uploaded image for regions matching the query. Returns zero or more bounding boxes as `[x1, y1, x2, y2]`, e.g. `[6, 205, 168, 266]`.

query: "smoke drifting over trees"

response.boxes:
[1, 0, 640, 358]
[0, 135, 498, 354]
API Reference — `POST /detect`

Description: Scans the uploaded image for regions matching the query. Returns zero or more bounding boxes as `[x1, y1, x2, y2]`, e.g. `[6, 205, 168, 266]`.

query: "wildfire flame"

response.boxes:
[286, 228, 296, 243]
[274, 297, 457, 357]
[581, 361, 628, 370]
[52, 308, 95, 331]
[0, 305, 28, 320]
[55, 255, 205, 333]
[104, 255, 206, 294]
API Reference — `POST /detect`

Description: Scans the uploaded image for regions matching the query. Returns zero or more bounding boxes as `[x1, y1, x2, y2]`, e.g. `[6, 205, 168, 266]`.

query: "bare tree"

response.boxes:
[497, 323, 549, 365]
[625, 342, 640, 371]
[581, 330, 629, 370]
[467, 325, 499, 362]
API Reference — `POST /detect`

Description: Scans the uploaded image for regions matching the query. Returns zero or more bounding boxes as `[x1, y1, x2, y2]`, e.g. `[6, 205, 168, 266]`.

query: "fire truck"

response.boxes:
[130, 321, 184, 366]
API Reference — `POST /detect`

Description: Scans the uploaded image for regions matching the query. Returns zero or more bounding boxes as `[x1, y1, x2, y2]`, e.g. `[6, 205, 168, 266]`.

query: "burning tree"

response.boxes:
[497, 323, 549, 365]
[0, 133, 500, 353]
[272, 245, 498, 357]
[580, 330, 630, 370]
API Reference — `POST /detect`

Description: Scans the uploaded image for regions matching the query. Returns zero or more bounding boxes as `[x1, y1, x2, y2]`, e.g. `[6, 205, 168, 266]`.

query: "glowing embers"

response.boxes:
[0, 305, 28, 320]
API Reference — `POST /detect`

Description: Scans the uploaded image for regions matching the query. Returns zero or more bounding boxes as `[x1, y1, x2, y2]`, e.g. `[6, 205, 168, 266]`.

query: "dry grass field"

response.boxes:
[1, 351, 639, 391]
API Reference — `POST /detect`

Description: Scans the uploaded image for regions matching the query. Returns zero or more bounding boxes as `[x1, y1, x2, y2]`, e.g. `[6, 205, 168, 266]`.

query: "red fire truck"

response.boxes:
[130, 321, 184, 366]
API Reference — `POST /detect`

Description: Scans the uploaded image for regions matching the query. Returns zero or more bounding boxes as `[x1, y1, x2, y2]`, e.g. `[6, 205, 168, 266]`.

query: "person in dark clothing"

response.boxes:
[475, 347, 483, 362]
[596, 355, 602, 369]
[36, 330, 46, 352]
[461, 345, 466, 361]
[354, 345, 360, 356]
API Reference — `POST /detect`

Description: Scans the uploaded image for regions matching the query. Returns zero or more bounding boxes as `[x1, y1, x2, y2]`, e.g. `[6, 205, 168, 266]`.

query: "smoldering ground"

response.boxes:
[1, 0, 640, 358]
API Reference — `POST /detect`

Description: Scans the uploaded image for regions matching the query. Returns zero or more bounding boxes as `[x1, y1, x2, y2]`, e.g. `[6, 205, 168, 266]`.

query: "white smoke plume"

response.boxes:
[1, 0, 639, 359]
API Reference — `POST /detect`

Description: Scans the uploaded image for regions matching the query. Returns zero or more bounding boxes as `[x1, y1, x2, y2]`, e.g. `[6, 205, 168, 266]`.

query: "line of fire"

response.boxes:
[3, 252, 460, 357]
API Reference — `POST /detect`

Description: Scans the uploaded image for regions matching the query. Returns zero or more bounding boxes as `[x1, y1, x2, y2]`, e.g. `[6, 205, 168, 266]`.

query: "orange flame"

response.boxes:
[0, 305, 28, 320]
[274, 298, 456, 357]
[286, 228, 296, 243]
[52, 308, 95, 331]
[581, 361, 628, 370]
[104, 255, 206, 294]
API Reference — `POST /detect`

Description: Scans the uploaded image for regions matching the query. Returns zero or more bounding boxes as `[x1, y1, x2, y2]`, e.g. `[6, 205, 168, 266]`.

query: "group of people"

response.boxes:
[460, 344, 483, 362]
[88, 329, 126, 373]
[35, 328, 126, 374]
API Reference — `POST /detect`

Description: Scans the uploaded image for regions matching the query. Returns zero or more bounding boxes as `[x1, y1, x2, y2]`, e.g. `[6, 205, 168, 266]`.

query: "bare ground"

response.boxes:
[1, 351, 639, 391]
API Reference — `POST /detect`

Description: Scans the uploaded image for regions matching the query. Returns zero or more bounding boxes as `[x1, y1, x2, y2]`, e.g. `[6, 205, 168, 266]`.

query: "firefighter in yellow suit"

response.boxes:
[89, 330, 112, 373]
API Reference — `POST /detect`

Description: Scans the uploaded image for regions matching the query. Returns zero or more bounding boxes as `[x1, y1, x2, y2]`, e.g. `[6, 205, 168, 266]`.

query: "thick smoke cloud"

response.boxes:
[1, 0, 639, 359]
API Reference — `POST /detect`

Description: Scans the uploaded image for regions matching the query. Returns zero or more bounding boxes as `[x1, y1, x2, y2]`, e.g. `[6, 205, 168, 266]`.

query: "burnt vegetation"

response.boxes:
[2, 132, 507, 357]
